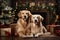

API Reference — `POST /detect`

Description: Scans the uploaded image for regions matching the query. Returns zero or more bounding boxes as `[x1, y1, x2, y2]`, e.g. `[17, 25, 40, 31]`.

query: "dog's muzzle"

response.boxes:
[24, 16, 27, 19]
[34, 20, 39, 25]
[35, 20, 38, 23]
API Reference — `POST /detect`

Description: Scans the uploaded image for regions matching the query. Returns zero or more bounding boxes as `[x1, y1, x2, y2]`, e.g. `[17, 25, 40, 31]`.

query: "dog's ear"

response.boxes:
[38, 15, 44, 21]
[28, 11, 32, 17]
[18, 11, 22, 18]
[40, 15, 44, 21]
[28, 15, 32, 23]
[27, 11, 32, 23]
[38, 15, 44, 27]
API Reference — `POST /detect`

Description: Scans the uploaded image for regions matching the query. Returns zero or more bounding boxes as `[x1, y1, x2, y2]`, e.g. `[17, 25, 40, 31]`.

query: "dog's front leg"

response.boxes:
[35, 26, 44, 37]
[18, 31, 26, 37]
[42, 26, 47, 32]
[35, 31, 43, 37]
[35, 33, 43, 37]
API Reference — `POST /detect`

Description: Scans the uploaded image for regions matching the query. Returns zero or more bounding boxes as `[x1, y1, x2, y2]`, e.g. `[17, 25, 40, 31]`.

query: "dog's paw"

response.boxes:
[19, 34, 25, 37]
[35, 34, 39, 37]
[26, 34, 33, 37]
[35, 33, 43, 37]
[44, 32, 51, 35]
[41, 32, 51, 36]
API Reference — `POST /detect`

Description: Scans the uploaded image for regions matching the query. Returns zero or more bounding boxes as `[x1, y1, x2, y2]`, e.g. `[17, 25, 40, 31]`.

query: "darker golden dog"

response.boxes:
[15, 10, 32, 37]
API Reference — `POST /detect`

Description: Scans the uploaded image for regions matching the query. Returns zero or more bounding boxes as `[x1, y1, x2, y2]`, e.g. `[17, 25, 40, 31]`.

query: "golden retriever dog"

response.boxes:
[26, 14, 48, 37]
[15, 10, 32, 37]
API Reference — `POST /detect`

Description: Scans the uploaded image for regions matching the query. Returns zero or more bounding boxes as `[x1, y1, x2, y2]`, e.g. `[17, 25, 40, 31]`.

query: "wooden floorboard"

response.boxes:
[0, 36, 60, 40]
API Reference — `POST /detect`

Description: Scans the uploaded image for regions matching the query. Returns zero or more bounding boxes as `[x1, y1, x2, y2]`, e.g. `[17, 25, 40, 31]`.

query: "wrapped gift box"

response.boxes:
[0, 28, 11, 36]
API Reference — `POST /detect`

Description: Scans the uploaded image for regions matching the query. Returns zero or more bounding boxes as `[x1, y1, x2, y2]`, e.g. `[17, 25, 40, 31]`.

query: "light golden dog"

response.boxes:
[15, 10, 32, 37]
[26, 14, 48, 37]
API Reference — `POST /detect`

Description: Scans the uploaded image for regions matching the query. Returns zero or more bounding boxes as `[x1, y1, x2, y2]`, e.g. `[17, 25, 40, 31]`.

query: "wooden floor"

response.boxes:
[0, 35, 60, 40]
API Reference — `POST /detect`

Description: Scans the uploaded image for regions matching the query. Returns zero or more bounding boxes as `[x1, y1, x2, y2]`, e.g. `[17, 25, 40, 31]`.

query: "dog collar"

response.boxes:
[19, 17, 22, 18]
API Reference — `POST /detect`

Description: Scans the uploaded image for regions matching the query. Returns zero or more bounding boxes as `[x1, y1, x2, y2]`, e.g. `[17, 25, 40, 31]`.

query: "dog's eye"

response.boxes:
[22, 13, 24, 14]
[33, 17, 35, 18]
[26, 13, 28, 14]
[37, 17, 38, 18]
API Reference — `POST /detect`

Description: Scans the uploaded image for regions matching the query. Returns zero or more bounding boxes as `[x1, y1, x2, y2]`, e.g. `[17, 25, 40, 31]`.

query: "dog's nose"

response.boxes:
[35, 20, 37, 22]
[24, 16, 26, 19]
